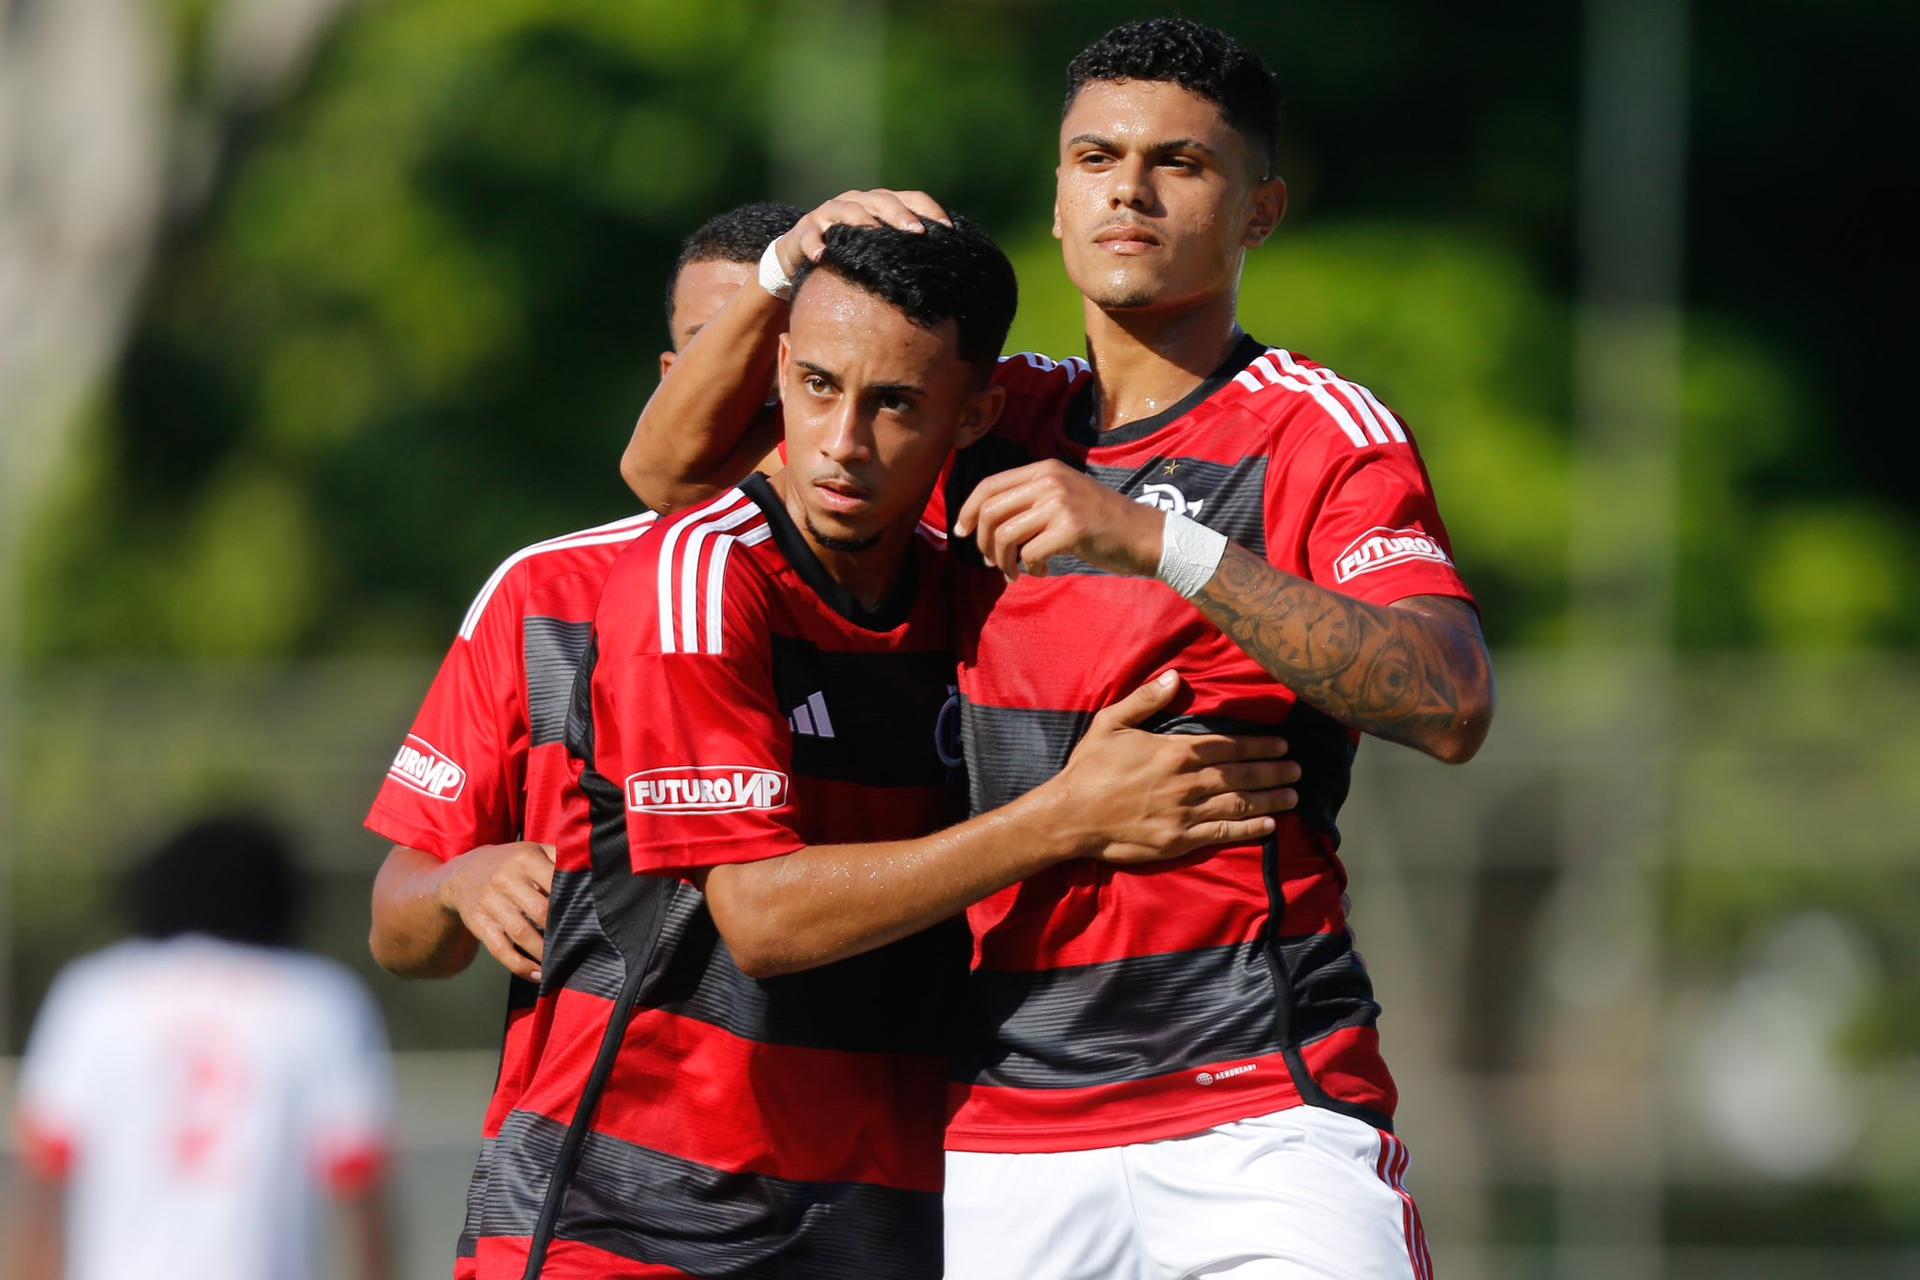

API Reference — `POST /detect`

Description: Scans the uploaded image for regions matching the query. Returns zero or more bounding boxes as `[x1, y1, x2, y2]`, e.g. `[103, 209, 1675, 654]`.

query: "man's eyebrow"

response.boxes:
[1067, 133, 1219, 158]
[795, 360, 840, 384]
[1150, 137, 1218, 157]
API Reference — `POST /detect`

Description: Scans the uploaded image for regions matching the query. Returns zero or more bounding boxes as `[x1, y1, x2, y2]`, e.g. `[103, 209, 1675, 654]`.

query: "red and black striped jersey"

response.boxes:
[480, 474, 966, 1280]
[941, 338, 1476, 1153]
[366, 511, 660, 863]
[362, 511, 657, 1279]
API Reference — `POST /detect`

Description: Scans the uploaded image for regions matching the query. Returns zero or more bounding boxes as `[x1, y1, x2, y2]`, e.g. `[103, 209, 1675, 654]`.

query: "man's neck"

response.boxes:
[1082, 291, 1243, 432]
[771, 472, 915, 611]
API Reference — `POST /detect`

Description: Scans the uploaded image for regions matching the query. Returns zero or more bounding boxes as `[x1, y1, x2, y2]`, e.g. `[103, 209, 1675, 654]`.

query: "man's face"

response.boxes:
[661, 257, 757, 375]
[777, 271, 999, 551]
[1054, 79, 1284, 313]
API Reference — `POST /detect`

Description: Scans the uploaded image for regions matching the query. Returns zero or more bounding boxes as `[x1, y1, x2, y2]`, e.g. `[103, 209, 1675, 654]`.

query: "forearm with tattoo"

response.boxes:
[1193, 543, 1494, 762]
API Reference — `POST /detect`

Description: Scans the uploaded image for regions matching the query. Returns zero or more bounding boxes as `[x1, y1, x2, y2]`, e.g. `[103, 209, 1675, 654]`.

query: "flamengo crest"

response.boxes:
[1132, 482, 1206, 519]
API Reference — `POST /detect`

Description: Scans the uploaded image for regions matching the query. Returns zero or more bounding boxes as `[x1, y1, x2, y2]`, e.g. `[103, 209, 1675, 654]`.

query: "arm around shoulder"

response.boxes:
[699, 672, 1301, 977]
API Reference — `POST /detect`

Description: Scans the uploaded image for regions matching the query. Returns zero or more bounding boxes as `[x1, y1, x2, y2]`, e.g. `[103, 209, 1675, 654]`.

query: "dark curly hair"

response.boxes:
[125, 814, 303, 948]
[665, 201, 805, 331]
[1065, 18, 1280, 175]
[791, 215, 1017, 377]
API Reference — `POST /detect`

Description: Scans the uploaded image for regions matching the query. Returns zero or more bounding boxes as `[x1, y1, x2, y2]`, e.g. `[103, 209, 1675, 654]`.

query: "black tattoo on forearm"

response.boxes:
[1194, 544, 1491, 757]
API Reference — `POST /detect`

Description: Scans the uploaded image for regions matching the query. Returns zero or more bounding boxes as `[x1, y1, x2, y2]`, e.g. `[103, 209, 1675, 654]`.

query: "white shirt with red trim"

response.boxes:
[14, 935, 392, 1280]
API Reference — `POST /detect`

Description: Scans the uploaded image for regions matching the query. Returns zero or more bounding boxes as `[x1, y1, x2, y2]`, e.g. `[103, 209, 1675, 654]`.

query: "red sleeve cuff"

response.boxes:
[1332, 569, 1477, 613]
[631, 836, 807, 878]
[363, 805, 474, 862]
[16, 1110, 75, 1181]
[318, 1139, 389, 1197]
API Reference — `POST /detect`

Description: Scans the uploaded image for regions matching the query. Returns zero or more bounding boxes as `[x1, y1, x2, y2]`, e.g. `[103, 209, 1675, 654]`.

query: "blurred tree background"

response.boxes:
[5, 0, 1917, 1273]
[20, 0, 1916, 659]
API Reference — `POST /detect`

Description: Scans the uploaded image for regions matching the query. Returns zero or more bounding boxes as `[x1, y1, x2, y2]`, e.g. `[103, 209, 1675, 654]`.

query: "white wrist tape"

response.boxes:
[1156, 511, 1227, 599]
[757, 238, 796, 301]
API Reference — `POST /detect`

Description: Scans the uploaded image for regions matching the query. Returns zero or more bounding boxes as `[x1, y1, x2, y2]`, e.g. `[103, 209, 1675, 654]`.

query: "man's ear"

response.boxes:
[1052, 190, 1064, 242]
[1245, 176, 1287, 248]
[658, 350, 676, 380]
[955, 382, 1006, 450]
[776, 332, 791, 388]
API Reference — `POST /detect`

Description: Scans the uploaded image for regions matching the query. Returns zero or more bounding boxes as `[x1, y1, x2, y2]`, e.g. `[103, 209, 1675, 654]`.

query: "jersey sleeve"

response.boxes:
[14, 964, 102, 1179]
[300, 968, 394, 1197]
[590, 555, 804, 876]
[1278, 413, 1476, 610]
[364, 567, 529, 860]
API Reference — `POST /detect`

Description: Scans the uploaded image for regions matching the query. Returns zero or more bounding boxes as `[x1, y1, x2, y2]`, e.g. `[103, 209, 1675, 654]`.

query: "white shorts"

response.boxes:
[944, 1106, 1433, 1280]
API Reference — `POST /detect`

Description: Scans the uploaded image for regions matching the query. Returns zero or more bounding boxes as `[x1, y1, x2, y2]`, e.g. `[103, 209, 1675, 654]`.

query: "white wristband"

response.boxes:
[757, 238, 796, 301]
[1156, 511, 1227, 599]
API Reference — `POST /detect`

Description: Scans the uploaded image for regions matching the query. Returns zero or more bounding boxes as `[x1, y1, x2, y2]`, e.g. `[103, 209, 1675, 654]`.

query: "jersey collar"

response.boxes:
[1065, 332, 1266, 449]
[741, 472, 922, 632]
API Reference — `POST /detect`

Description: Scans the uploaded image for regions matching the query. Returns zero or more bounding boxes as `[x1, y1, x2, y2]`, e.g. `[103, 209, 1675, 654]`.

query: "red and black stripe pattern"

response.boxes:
[360, 513, 659, 1279]
[943, 342, 1476, 1153]
[477, 477, 966, 1279]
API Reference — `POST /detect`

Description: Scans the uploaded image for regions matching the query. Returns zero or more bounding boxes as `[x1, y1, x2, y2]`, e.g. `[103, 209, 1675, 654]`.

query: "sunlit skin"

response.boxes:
[1055, 79, 1286, 399]
[662, 257, 782, 471]
[773, 270, 1002, 607]
[661, 258, 757, 376]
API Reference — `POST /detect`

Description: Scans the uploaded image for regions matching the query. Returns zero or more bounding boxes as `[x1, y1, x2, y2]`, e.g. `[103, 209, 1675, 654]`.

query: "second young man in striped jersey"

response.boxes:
[624, 18, 1494, 1280]
[363, 203, 805, 1278]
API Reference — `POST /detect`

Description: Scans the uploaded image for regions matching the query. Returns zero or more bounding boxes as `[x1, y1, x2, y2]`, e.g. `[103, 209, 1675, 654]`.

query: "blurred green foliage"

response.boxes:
[20, 0, 1916, 661]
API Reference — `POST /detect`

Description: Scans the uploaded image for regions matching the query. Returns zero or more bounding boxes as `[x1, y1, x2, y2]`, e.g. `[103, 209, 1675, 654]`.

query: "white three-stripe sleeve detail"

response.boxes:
[678, 503, 763, 654]
[1252, 354, 1371, 448]
[1275, 349, 1409, 447]
[703, 537, 735, 657]
[1354, 382, 1408, 443]
[1274, 349, 1389, 444]
[1234, 369, 1263, 393]
[458, 514, 658, 640]
[656, 492, 747, 654]
[699, 523, 772, 656]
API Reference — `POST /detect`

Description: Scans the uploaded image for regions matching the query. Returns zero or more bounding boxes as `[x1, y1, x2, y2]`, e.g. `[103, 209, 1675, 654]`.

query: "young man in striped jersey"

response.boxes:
[367, 201, 808, 989]
[363, 202, 805, 1278]
[485, 217, 1299, 1277]
[623, 18, 1494, 1278]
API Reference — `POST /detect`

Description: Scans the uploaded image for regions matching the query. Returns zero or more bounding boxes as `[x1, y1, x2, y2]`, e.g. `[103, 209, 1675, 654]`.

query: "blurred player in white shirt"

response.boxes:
[10, 816, 395, 1280]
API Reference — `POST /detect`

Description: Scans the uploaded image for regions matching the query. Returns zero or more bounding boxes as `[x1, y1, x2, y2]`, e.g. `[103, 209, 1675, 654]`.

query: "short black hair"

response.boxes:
[665, 201, 806, 331]
[125, 814, 303, 948]
[1065, 18, 1281, 175]
[791, 215, 1017, 377]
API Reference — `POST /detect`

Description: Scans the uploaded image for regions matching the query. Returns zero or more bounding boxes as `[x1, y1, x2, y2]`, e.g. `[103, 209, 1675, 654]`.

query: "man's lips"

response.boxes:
[1094, 224, 1160, 254]
[813, 477, 872, 513]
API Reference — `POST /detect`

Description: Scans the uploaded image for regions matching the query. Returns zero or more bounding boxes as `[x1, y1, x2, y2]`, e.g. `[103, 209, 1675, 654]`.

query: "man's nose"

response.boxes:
[822, 401, 872, 462]
[1110, 154, 1152, 210]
